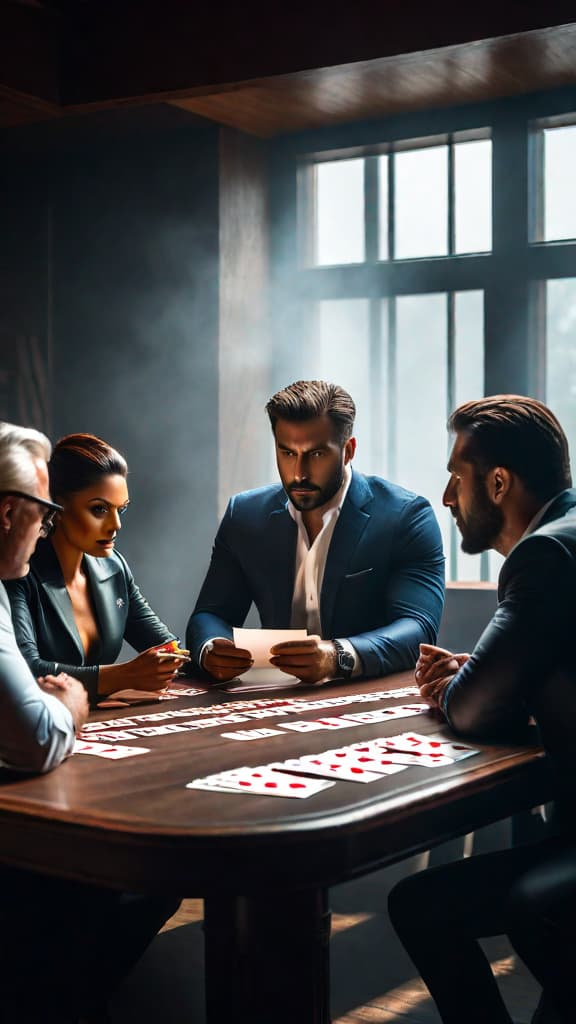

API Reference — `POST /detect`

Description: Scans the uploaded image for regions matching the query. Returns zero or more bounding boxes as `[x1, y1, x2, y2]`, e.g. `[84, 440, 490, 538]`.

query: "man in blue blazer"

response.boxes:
[188, 380, 445, 684]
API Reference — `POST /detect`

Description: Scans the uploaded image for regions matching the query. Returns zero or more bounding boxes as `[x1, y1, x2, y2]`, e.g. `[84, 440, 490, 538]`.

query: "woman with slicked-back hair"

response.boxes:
[6, 433, 186, 705]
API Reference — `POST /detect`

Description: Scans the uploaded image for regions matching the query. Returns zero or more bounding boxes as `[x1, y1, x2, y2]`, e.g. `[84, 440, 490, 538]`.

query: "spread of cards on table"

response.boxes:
[187, 733, 479, 798]
[75, 686, 424, 758]
[73, 685, 479, 784]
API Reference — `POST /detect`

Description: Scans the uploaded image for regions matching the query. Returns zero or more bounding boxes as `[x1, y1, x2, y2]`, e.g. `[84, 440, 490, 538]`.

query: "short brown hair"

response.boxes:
[449, 395, 572, 502]
[266, 380, 356, 444]
[49, 434, 128, 499]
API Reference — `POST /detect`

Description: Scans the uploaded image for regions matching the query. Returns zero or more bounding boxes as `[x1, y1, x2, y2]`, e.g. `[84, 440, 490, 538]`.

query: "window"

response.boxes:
[546, 277, 576, 456]
[306, 291, 485, 580]
[275, 101, 576, 582]
[314, 159, 365, 265]
[538, 123, 576, 243]
[300, 133, 492, 580]
[307, 132, 492, 267]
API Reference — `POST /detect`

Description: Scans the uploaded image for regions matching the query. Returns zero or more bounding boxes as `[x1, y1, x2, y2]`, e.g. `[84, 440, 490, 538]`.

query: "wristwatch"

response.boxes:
[333, 639, 355, 679]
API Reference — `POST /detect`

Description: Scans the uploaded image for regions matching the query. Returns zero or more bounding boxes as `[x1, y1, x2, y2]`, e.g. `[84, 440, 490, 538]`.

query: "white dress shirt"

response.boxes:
[288, 464, 360, 672]
[0, 582, 75, 772]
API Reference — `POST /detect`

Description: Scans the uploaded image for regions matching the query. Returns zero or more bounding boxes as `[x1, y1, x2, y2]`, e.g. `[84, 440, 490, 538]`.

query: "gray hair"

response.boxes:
[0, 422, 52, 494]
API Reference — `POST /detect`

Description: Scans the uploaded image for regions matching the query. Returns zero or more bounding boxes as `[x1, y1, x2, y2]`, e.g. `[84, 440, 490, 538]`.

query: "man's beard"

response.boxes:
[458, 474, 504, 554]
[288, 465, 345, 512]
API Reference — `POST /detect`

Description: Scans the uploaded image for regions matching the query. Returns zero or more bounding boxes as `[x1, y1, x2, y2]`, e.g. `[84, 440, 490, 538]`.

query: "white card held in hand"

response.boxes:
[187, 765, 334, 798]
[379, 732, 479, 760]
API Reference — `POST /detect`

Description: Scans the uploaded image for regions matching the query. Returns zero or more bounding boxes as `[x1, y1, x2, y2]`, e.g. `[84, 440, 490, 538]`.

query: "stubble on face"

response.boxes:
[274, 416, 349, 514]
[457, 472, 504, 554]
[286, 463, 345, 512]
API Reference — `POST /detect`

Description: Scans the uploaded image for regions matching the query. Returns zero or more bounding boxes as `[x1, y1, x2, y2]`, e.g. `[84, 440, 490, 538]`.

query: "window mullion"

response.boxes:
[387, 297, 397, 480]
[364, 156, 379, 264]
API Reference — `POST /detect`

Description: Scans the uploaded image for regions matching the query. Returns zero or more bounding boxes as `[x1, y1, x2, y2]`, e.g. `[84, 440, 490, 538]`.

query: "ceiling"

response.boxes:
[1, 2, 576, 137]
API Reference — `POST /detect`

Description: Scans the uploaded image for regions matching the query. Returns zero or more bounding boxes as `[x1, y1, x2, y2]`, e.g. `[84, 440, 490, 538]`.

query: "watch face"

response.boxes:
[337, 649, 355, 675]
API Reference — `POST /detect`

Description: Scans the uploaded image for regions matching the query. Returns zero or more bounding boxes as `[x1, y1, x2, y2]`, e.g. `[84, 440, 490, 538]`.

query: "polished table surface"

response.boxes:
[0, 673, 554, 1022]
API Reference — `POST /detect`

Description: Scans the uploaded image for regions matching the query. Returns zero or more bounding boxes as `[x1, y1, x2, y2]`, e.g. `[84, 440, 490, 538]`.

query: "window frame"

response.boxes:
[269, 85, 576, 580]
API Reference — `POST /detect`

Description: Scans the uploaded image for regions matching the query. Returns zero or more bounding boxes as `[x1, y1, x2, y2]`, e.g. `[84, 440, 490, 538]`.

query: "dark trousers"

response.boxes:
[388, 835, 576, 1024]
[0, 868, 180, 1023]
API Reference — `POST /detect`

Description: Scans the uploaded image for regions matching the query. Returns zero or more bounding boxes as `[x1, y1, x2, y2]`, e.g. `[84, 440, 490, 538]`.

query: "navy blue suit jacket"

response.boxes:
[188, 470, 445, 679]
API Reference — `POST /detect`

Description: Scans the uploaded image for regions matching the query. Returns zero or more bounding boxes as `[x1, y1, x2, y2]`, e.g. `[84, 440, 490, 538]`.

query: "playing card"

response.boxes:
[378, 732, 478, 760]
[271, 756, 383, 783]
[279, 720, 331, 733]
[304, 747, 408, 777]
[162, 686, 207, 697]
[348, 740, 455, 767]
[187, 765, 334, 798]
[220, 728, 285, 741]
[73, 740, 150, 759]
[279, 716, 360, 733]
[341, 704, 428, 724]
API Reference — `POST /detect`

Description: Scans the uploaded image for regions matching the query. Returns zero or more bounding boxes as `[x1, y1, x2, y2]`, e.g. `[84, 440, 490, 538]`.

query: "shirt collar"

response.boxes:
[521, 493, 561, 539]
[287, 463, 353, 525]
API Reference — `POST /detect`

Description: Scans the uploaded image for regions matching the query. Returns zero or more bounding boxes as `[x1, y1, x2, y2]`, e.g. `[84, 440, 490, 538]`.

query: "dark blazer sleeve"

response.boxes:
[7, 575, 100, 694]
[186, 498, 253, 669]
[349, 496, 445, 677]
[6, 555, 176, 705]
[116, 552, 177, 652]
[441, 535, 575, 739]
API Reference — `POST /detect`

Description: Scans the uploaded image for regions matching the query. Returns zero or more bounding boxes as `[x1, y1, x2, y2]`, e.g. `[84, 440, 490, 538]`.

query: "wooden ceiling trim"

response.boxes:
[168, 24, 576, 138]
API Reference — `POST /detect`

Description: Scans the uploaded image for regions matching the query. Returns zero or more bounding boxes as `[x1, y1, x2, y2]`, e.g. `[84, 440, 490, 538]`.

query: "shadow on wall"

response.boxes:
[437, 582, 497, 654]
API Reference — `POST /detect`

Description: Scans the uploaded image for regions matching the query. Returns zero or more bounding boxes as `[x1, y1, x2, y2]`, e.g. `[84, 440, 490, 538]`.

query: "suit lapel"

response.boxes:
[320, 472, 372, 638]
[266, 500, 298, 627]
[83, 556, 125, 660]
[34, 543, 85, 661]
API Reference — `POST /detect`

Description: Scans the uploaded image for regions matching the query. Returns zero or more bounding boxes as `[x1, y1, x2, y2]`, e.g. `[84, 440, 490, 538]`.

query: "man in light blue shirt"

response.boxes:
[0, 422, 177, 1023]
[0, 421, 87, 768]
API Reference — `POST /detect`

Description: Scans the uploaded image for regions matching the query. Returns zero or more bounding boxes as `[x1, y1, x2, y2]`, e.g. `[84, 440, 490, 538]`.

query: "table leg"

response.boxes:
[204, 887, 331, 1024]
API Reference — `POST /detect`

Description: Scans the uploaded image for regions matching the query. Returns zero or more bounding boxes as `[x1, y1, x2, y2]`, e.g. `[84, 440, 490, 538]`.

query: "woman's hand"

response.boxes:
[98, 644, 188, 694]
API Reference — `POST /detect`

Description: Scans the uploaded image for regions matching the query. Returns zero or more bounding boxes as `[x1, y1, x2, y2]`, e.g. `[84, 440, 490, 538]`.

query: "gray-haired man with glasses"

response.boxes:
[0, 422, 88, 769]
[0, 423, 177, 1023]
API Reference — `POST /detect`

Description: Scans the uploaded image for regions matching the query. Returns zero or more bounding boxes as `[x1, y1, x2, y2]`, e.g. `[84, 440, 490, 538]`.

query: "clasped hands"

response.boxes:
[415, 643, 470, 710]
[203, 636, 337, 685]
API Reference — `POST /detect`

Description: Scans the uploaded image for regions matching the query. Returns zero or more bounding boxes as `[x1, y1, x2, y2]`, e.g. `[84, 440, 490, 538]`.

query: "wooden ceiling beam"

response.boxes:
[2, 0, 576, 107]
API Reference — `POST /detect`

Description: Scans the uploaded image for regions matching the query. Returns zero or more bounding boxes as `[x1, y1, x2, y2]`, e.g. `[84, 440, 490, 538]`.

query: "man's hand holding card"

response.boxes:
[269, 635, 337, 685]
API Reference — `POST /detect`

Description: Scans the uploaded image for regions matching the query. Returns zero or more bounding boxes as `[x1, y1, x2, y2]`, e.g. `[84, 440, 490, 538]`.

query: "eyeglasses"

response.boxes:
[0, 491, 64, 537]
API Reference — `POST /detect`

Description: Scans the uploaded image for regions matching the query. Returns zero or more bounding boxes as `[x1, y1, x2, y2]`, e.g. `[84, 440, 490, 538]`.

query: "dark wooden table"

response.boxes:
[0, 673, 553, 1023]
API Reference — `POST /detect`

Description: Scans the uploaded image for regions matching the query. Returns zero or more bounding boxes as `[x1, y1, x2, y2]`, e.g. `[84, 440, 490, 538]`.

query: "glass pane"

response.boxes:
[489, 550, 505, 582]
[395, 293, 448, 567]
[544, 126, 576, 242]
[395, 146, 448, 259]
[454, 290, 485, 581]
[307, 300, 374, 473]
[378, 155, 389, 260]
[315, 159, 365, 265]
[454, 139, 492, 254]
[546, 277, 576, 470]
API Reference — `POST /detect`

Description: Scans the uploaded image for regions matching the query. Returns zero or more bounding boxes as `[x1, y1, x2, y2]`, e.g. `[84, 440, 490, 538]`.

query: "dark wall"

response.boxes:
[0, 107, 221, 638]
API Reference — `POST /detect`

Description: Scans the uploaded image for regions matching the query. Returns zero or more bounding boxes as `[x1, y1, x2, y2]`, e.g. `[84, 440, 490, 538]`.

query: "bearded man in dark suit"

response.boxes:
[389, 395, 576, 1024]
